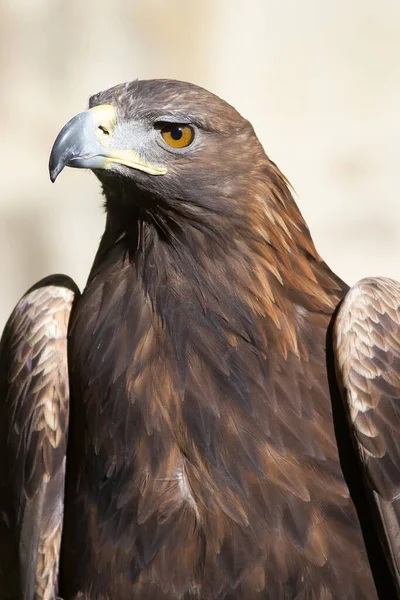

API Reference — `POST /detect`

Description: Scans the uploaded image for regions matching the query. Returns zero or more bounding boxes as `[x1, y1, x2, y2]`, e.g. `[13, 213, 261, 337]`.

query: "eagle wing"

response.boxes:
[334, 277, 400, 588]
[0, 274, 79, 600]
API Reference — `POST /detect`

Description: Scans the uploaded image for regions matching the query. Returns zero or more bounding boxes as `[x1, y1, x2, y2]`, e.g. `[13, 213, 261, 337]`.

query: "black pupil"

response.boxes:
[170, 127, 183, 141]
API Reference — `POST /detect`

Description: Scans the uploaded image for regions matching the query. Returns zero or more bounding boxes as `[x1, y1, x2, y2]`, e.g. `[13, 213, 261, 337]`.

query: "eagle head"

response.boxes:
[49, 79, 268, 224]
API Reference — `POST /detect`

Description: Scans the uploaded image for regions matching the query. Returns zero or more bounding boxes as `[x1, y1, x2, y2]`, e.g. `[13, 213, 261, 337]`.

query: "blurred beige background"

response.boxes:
[0, 0, 399, 329]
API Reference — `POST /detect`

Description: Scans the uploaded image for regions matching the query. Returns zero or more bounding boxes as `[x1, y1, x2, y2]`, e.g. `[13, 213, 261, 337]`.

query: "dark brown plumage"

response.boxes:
[1, 79, 399, 599]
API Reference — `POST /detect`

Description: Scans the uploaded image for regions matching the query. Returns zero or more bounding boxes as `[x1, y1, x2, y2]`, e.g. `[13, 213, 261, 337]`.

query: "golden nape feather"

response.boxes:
[1, 79, 399, 599]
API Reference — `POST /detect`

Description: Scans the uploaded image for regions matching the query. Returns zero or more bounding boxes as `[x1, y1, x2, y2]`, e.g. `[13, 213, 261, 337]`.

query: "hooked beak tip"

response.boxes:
[48, 109, 102, 184]
[49, 161, 62, 183]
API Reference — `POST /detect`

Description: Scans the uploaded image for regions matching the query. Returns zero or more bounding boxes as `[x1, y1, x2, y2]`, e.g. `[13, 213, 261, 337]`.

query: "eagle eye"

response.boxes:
[161, 124, 194, 149]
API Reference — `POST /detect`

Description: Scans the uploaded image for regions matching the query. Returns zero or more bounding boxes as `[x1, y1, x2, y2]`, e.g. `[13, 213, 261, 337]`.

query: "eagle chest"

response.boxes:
[68, 267, 338, 539]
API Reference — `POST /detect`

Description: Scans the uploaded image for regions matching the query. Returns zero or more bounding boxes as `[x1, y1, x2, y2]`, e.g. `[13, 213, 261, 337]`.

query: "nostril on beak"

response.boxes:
[98, 125, 110, 136]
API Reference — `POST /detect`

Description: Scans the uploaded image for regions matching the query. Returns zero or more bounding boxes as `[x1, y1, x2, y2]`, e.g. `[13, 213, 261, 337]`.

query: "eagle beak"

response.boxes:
[49, 104, 167, 182]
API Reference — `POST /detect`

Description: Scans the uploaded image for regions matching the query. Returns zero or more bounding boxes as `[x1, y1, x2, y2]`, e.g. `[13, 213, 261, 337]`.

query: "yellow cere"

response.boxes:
[91, 104, 117, 146]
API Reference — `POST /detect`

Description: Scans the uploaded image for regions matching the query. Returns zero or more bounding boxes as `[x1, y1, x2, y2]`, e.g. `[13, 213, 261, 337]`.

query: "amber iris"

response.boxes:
[161, 124, 194, 149]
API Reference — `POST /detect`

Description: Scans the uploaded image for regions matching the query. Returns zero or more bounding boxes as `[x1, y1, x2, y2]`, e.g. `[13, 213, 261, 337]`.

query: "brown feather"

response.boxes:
[0, 275, 78, 600]
[335, 277, 400, 590]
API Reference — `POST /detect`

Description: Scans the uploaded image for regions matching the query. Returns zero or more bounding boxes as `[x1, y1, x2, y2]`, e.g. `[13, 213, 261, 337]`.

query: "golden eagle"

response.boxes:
[1, 80, 399, 600]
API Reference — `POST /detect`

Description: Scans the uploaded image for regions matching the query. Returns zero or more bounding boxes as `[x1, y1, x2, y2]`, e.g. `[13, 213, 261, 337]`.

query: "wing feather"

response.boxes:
[0, 274, 79, 600]
[334, 276, 400, 587]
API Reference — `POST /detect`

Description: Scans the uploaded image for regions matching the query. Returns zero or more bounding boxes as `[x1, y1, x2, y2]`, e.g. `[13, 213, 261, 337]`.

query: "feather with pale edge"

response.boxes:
[334, 277, 400, 591]
[0, 275, 79, 600]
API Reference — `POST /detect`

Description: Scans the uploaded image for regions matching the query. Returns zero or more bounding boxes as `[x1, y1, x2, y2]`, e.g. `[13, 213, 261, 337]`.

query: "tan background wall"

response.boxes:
[1, 0, 399, 329]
